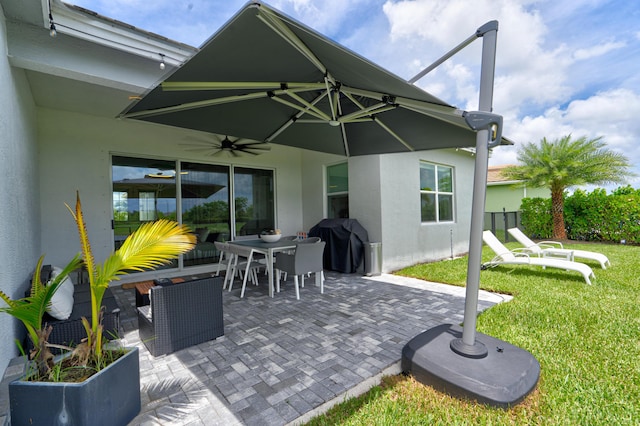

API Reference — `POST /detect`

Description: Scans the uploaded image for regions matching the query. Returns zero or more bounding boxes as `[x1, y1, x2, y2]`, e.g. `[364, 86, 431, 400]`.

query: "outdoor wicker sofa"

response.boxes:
[136, 276, 224, 356]
[26, 267, 121, 354]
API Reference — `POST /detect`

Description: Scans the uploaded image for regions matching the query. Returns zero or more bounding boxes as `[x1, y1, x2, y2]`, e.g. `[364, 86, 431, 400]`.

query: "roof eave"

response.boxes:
[47, 0, 198, 67]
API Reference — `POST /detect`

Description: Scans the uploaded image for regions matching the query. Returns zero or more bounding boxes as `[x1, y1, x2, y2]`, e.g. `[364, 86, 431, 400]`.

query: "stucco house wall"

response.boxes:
[0, 6, 42, 374]
[37, 108, 308, 274]
[350, 150, 475, 272]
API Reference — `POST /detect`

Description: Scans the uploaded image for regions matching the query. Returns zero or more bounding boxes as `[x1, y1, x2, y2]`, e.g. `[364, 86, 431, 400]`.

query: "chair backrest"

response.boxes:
[482, 231, 516, 261]
[298, 236, 321, 244]
[507, 228, 542, 253]
[214, 241, 229, 252]
[293, 241, 325, 274]
[234, 235, 258, 241]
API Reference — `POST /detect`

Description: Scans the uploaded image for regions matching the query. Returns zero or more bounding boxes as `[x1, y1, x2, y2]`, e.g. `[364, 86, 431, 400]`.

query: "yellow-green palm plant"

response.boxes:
[68, 192, 196, 364]
[0, 192, 196, 379]
[0, 255, 83, 377]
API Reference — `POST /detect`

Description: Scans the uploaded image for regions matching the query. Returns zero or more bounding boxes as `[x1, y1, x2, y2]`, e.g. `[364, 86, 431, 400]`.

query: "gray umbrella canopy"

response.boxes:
[121, 1, 477, 156]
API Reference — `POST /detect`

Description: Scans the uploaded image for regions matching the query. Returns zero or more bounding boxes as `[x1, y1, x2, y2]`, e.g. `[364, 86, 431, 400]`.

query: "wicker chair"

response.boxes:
[137, 277, 224, 356]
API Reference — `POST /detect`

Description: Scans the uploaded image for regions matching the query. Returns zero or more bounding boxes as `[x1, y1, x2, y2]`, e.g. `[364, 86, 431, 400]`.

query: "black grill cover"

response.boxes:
[309, 218, 369, 273]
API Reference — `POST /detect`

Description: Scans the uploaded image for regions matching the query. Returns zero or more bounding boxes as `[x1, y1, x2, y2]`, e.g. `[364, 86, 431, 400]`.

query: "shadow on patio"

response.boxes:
[111, 271, 507, 425]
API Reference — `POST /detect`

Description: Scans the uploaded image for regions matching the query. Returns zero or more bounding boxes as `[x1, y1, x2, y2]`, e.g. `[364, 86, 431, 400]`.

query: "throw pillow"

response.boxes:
[46, 267, 75, 320]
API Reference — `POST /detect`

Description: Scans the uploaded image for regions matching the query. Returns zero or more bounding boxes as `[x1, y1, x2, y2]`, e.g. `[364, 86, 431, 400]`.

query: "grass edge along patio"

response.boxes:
[306, 241, 639, 425]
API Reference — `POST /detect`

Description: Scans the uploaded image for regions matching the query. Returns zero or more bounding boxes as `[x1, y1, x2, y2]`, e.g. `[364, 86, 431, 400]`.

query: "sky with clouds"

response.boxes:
[69, 0, 640, 189]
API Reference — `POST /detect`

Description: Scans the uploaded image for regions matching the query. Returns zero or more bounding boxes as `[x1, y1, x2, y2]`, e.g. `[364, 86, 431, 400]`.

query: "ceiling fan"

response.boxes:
[180, 134, 271, 157]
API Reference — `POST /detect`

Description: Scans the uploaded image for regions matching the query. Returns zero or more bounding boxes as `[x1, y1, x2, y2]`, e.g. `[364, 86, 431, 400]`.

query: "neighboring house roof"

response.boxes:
[487, 164, 521, 186]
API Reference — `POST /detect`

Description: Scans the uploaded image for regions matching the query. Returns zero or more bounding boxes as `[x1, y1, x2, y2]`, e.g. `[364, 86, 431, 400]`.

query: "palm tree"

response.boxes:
[502, 135, 633, 239]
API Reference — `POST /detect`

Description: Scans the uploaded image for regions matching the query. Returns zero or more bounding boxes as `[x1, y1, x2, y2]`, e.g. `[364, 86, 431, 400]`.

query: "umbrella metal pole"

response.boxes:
[450, 22, 498, 357]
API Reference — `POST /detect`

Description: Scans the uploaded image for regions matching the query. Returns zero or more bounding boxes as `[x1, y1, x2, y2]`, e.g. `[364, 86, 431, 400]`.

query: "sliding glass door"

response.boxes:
[112, 156, 178, 268]
[181, 162, 231, 266]
[112, 155, 274, 270]
[234, 167, 275, 236]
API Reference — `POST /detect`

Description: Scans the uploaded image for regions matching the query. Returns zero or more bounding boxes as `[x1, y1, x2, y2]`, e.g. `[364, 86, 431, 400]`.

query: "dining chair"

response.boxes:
[225, 244, 263, 297]
[271, 235, 299, 280]
[213, 241, 233, 282]
[274, 241, 326, 299]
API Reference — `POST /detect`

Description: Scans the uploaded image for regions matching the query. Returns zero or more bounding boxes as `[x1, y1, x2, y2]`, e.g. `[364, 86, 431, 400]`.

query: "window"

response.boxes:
[420, 162, 454, 223]
[327, 162, 349, 218]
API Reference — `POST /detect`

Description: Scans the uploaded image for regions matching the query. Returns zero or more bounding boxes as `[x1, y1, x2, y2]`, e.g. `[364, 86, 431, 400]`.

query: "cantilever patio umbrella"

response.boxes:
[121, 1, 536, 407]
[121, 2, 482, 156]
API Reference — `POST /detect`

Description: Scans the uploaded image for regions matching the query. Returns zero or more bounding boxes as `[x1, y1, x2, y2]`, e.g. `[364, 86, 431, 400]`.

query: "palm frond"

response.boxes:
[66, 192, 97, 286]
[107, 219, 196, 279]
[0, 254, 82, 347]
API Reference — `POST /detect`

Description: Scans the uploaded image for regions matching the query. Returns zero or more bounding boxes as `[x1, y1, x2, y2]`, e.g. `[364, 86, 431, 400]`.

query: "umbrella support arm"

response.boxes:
[408, 21, 498, 84]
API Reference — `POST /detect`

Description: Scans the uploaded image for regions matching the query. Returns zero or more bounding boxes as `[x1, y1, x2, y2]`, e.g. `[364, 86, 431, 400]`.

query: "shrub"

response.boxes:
[521, 186, 640, 243]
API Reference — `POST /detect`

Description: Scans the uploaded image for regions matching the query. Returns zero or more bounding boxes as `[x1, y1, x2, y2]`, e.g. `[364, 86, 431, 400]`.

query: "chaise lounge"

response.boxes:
[482, 231, 596, 285]
[507, 227, 611, 269]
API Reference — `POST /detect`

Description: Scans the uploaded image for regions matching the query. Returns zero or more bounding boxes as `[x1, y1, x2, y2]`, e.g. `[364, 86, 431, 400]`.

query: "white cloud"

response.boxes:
[573, 40, 626, 61]
[491, 89, 640, 188]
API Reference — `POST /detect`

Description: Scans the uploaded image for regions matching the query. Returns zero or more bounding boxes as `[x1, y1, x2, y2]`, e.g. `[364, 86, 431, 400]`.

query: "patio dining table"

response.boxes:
[228, 238, 298, 297]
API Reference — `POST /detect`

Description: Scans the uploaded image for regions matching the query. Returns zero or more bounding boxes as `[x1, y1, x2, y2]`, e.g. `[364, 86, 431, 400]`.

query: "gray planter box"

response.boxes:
[9, 347, 140, 426]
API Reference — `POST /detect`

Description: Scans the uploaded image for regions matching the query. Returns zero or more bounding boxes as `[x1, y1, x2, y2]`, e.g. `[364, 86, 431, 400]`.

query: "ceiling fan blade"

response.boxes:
[234, 142, 271, 151]
[236, 148, 261, 155]
[181, 134, 269, 157]
[180, 143, 223, 152]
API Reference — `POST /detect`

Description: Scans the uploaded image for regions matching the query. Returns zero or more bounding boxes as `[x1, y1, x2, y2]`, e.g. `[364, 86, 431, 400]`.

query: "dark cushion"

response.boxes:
[154, 278, 174, 287]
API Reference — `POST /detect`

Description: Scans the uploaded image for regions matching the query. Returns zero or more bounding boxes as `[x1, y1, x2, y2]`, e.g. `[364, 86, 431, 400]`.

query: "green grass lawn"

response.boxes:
[306, 242, 640, 425]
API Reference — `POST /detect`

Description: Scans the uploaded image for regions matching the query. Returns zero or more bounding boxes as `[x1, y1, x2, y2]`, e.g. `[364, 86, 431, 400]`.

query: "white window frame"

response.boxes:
[420, 161, 455, 223]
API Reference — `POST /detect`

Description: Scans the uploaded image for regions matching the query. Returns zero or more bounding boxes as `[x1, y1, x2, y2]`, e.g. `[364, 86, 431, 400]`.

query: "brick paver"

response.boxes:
[109, 271, 504, 425]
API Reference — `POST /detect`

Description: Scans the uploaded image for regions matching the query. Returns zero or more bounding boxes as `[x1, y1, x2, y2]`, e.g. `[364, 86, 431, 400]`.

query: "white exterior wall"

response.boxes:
[37, 108, 305, 280]
[0, 7, 41, 375]
[300, 150, 347, 232]
[350, 149, 475, 272]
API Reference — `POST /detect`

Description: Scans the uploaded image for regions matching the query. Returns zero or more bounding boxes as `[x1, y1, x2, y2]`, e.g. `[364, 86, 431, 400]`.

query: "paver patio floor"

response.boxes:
[110, 271, 508, 425]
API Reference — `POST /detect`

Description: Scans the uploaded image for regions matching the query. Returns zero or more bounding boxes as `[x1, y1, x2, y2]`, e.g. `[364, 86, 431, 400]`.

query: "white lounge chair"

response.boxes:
[482, 231, 595, 285]
[508, 227, 611, 269]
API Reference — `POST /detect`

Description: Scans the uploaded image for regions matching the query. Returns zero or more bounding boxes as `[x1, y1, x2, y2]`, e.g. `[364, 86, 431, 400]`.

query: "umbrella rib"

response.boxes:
[325, 77, 338, 121]
[265, 91, 328, 142]
[123, 87, 316, 119]
[336, 100, 350, 157]
[269, 96, 328, 121]
[372, 118, 415, 152]
[342, 86, 459, 117]
[342, 91, 414, 151]
[285, 91, 332, 121]
[339, 102, 391, 122]
[161, 82, 325, 91]
[401, 104, 469, 130]
[123, 91, 269, 118]
[256, 8, 329, 78]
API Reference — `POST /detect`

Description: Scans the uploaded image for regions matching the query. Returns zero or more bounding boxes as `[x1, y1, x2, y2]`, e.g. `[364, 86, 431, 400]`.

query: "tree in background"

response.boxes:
[502, 135, 633, 239]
